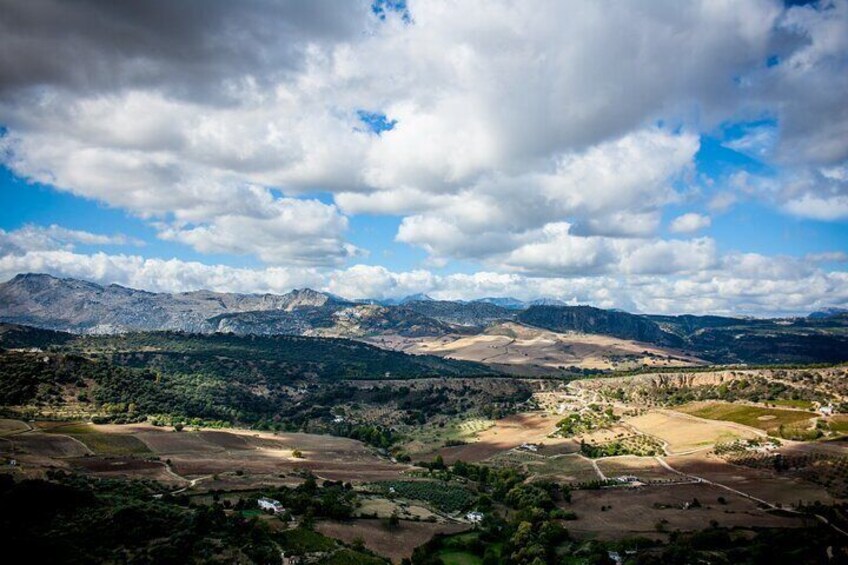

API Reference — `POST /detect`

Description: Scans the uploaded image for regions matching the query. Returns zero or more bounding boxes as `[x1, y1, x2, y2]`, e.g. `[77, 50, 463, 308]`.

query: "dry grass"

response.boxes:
[596, 456, 680, 482]
[527, 454, 601, 483]
[429, 412, 558, 463]
[627, 410, 760, 454]
[371, 322, 703, 371]
[0, 418, 29, 436]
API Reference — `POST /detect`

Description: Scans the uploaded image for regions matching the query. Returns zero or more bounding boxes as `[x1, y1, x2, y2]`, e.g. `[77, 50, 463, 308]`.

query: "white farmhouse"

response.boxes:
[258, 497, 285, 514]
[466, 511, 484, 524]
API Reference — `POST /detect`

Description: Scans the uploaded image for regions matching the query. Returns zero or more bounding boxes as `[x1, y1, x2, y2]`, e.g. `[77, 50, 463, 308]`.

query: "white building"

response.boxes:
[466, 511, 484, 524]
[258, 497, 285, 514]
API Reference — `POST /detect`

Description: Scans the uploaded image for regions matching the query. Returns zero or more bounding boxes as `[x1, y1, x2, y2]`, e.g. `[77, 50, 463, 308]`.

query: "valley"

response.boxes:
[2, 275, 848, 563]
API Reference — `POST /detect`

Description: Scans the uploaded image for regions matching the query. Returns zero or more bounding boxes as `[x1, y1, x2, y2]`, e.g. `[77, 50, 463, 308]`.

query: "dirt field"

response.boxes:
[431, 412, 559, 463]
[0, 419, 411, 486]
[2, 432, 91, 459]
[355, 496, 440, 521]
[675, 402, 818, 433]
[666, 453, 837, 507]
[526, 453, 601, 483]
[626, 410, 761, 454]
[596, 456, 681, 482]
[316, 519, 469, 563]
[0, 418, 30, 436]
[371, 322, 703, 371]
[566, 482, 812, 540]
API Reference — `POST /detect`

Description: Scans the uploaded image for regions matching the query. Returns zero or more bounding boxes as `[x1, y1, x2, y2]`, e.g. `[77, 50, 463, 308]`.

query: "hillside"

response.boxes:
[518, 305, 682, 347]
[0, 324, 500, 429]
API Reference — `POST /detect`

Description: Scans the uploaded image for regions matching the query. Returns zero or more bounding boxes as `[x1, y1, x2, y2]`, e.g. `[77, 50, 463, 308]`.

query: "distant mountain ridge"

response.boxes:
[518, 304, 682, 346]
[0, 273, 350, 334]
[2, 273, 848, 366]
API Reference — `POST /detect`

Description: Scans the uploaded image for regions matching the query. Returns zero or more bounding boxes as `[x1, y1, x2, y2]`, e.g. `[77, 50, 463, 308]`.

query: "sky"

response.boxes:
[0, 0, 847, 316]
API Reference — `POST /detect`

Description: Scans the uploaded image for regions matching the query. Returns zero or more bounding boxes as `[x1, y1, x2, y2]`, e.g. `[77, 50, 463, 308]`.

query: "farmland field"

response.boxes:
[316, 520, 469, 563]
[0, 419, 410, 484]
[370, 480, 476, 513]
[596, 455, 680, 482]
[525, 453, 601, 483]
[44, 423, 153, 455]
[627, 409, 760, 453]
[676, 402, 817, 433]
[430, 412, 558, 463]
[566, 482, 812, 540]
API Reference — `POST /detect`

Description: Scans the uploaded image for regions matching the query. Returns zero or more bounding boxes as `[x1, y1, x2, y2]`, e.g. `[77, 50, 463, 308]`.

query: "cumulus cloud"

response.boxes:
[0, 224, 143, 255]
[394, 128, 700, 264]
[157, 197, 360, 266]
[670, 213, 712, 233]
[0, 0, 845, 314]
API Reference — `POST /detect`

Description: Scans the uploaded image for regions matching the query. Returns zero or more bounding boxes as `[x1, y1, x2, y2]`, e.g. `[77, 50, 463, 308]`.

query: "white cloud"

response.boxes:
[0, 0, 845, 312]
[0, 224, 143, 255]
[783, 192, 848, 220]
[157, 197, 360, 266]
[393, 128, 700, 264]
[670, 213, 712, 233]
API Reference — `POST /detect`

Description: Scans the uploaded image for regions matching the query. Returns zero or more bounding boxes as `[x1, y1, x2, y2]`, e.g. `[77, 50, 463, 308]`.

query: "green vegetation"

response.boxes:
[274, 527, 337, 554]
[579, 434, 664, 458]
[0, 332, 530, 442]
[372, 480, 476, 513]
[319, 548, 386, 565]
[259, 474, 358, 520]
[555, 405, 618, 437]
[0, 469, 391, 564]
[0, 471, 282, 564]
[67, 432, 151, 455]
[605, 373, 834, 408]
[74, 331, 492, 381]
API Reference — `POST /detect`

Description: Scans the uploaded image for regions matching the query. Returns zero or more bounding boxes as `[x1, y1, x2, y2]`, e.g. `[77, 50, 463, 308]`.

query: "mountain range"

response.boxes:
[2, 273, 848, 365]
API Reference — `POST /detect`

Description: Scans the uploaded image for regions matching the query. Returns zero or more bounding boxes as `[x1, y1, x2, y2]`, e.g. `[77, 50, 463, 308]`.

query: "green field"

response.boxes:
[371, 480, 476, 513]
[679, 402, 816, 433]
[43, 424, 152, 455]
[437, 550, 483, 565]
[274, 528, 337, 554]
[406, 417, 494, 452]
[769, 399, 815, 410]
[71, 432, 151, 455]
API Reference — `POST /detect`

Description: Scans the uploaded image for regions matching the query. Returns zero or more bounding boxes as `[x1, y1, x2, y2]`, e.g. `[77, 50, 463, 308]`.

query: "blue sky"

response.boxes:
[0, 0, 846, 315]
